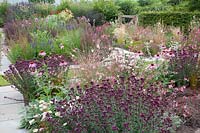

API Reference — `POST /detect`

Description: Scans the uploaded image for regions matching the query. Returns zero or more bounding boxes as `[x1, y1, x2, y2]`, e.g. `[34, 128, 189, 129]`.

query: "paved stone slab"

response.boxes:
[0, 86, 18, 93]
[0, 119, 27, 133]
[0, 103, 24, 121]
[0, 91, 23, 105]
[0, 52, 11, 75]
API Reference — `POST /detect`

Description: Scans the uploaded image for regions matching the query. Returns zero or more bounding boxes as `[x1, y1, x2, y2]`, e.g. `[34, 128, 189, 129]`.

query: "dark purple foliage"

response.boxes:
[47, 75, 174, 132]
[168, 45, 199, 87]
[4, 54, 70, 105]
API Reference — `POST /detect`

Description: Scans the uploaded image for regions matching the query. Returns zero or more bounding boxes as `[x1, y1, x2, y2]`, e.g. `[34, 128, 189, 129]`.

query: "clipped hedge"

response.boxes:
[138, 12, 200, 30]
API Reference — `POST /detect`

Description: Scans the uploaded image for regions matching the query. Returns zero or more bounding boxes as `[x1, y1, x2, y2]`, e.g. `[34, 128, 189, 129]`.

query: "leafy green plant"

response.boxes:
[168, 46, 199, 88]
[0, 1, 9, 27]
[138, 12, 200, 32]
[4, 54, 70, 105]
[45, 75, 181, 132]
[188, 0, 200, 11]
[68, 1, 93, 17]
[6, 2, 55, 23]
[56, 0, 69, 12]
[116, 0, 138, 15]
[20, 99, 57, 132]
[94, 0, 120, 21]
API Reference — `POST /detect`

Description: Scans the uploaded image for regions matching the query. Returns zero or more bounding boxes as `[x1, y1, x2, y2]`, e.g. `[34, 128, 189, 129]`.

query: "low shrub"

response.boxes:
[5, 2, 55, 23]
[168, 46, 200, 88]
[44, 75, 180, 132]
[4, 54, 70, 105]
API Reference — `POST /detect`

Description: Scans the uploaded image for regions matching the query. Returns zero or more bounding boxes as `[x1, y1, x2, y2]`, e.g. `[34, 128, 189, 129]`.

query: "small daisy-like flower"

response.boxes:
[39, 50, 46, 56]
[29, 62, 37, 68]
[59, 61, 68, 66]
[147, 63, 158, 70]
[154, 54, 160, 59]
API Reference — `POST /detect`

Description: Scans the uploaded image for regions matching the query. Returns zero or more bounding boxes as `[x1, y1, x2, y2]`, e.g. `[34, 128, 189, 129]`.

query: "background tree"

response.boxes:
[138, 0, 153, 6]
[188, 0, 200, 11]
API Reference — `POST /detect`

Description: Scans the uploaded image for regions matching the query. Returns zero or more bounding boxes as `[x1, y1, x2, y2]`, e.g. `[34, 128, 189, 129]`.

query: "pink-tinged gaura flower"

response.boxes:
[39, 50, 46, 56]
[29, 62, 37, 68]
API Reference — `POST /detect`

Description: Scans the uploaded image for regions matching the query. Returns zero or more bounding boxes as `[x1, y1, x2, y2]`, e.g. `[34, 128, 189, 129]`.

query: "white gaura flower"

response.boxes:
[63, 122, 67, 126]
[76, 96, 80, 100]
[33, 114, 40, 118]
[33, 129, 38, 133]
[39, 100, 45, 104]
[48, 110, 52, 114]
[41, 112, 48, 121]
[29, 119, 35, 125]
[55, 112, 61, 117]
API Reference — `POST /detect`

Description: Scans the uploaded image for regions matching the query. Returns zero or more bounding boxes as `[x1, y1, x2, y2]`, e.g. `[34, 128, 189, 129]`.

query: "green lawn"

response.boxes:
[0, 75, 10, 86]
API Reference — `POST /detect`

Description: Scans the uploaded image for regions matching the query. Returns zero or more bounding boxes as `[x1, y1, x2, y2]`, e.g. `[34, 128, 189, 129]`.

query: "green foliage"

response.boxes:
[54, 29, 81, 57]
[56, 0, 69, 11]
[29, 0, 55, 3]
[68, 1, 93, 17]
[0, 1, 9, 27]
[138, 12, 200, 31]
[94, 0, 120, 21]
[167, 0, 182, 5]
[4, 55, 70, 105]
[138, 0, 154, 6]
[68, 1, 105, 25]
[6, 3, 55, 23]
[116, 0, 138, 15]
[188, 0, 200, 11]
